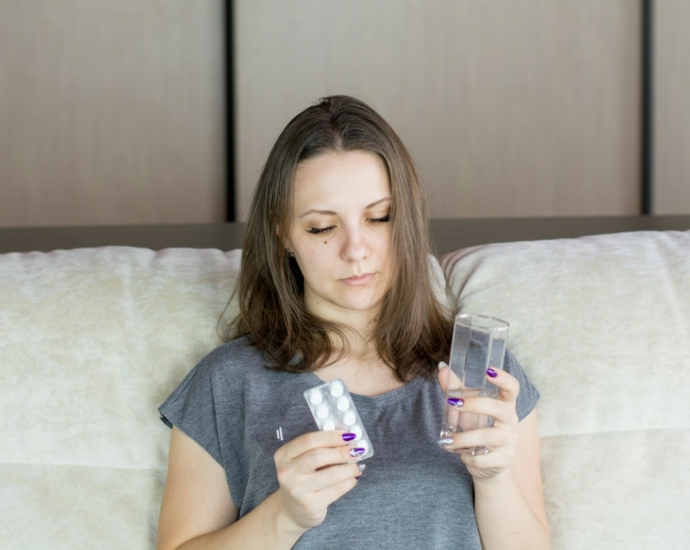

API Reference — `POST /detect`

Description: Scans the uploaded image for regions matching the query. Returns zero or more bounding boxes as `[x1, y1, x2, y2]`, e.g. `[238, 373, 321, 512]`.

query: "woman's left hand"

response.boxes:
[437, 363, 520, 482]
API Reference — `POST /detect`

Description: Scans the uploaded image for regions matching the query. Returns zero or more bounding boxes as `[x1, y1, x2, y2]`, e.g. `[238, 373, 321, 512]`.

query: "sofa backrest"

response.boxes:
[2, 230, 689, 548]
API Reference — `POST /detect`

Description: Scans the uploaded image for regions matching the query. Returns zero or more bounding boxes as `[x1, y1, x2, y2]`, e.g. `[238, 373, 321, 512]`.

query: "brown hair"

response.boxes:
[224, 95, 452, 382]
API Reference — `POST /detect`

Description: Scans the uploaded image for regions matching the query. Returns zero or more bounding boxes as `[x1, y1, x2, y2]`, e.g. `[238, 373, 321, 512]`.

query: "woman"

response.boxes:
[156, 96, 551, 549]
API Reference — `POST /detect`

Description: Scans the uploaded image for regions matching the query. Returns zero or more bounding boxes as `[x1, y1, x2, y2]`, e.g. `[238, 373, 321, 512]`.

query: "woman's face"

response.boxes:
[285, 150, 394, 325]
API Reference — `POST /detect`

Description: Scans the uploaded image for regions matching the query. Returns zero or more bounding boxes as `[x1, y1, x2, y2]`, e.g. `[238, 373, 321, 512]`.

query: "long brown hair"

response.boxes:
[225, 95, 451, 382]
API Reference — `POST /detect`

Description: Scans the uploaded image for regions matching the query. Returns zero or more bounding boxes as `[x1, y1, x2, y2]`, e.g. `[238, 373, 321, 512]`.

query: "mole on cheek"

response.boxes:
[323, 240, 328, 245]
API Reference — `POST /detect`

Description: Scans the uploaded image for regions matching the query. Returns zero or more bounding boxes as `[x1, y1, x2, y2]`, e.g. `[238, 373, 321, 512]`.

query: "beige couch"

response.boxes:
[2, 229, 689, 548]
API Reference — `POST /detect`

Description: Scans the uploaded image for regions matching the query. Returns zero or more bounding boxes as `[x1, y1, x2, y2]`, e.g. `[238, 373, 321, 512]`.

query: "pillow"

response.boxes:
[0, 246, 242, 470]
[441, 230, 690, 548]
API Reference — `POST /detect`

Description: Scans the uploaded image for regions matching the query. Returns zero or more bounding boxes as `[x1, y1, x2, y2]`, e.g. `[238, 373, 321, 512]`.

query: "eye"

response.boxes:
[369, 214, 390, 224]
[307, 225, 335, 235]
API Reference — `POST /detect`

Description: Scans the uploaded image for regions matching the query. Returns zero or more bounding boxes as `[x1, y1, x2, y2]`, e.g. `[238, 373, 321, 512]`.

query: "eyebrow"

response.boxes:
[299, 197, 391, 218]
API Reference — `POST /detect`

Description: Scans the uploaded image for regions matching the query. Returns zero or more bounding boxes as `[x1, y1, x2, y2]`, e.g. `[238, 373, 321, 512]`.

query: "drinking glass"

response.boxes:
[440, 313, 509, 455]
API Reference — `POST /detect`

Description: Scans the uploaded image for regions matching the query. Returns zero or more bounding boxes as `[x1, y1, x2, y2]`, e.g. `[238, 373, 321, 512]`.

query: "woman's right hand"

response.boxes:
[273, 430, 364, 531]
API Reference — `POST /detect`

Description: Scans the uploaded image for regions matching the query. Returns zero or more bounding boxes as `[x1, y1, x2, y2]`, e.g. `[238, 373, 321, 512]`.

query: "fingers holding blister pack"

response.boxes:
[273, 429, 363, 531]
[304, 380, 374, 460]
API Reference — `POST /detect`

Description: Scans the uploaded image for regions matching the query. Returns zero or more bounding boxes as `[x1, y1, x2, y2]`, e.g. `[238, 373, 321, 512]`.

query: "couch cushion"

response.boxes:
[0, 247, 242, 470]
[539, 428, 690, 548]
[441, 230, 690, 548]
[442, 230, 690, 437]
[0, 463, 164, 549]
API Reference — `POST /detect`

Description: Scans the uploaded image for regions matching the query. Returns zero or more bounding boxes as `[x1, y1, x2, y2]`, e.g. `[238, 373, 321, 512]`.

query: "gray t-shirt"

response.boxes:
[158, 336, 540, 549]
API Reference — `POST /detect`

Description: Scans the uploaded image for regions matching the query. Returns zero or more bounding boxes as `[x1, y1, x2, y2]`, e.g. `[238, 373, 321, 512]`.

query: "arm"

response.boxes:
[437, 365, 551, 550]
[156, 426, 363, 550]
[472, 410, 551, 550]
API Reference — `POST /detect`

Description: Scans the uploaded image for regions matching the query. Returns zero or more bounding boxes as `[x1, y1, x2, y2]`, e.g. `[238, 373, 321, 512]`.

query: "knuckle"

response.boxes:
[309, 448, 328, 470]
[303, 499, 322, 520]
[274, 447, 284, 464]
[276, 468, 290, 486]
[509, 377, 520, 394]
[305, 431, 322, 448]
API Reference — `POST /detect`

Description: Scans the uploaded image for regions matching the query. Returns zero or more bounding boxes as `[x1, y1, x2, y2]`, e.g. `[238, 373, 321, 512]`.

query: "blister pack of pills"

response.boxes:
[303, 379, 374, 460]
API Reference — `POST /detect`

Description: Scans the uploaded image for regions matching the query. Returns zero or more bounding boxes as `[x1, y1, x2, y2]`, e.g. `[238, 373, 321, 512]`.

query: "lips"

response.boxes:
[341, 273, 375, 286]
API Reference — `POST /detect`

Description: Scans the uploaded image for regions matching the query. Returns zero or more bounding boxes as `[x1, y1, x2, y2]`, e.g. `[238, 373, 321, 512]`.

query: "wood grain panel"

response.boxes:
[236, 0, 640, 220]
[654, 0, 690, 214]
[0, 0, 225, 227]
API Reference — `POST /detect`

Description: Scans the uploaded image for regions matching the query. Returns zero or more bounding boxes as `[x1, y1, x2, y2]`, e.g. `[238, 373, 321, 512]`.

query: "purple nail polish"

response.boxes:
[350, 447, 366, 457]
[447, 397, 464, 407]
[342, 433, 356, 442]
[355, 476, 361, 479]
[486, 368, 498, 378]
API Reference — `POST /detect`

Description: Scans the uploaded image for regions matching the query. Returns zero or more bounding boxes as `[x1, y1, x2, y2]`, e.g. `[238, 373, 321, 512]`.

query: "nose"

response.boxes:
[340, 225, 370, 263]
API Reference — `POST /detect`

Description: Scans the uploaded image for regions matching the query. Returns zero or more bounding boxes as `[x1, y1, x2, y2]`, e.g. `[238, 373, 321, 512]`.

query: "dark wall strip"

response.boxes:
[642, 0, 654, 215]
[225, 0, 236, 222]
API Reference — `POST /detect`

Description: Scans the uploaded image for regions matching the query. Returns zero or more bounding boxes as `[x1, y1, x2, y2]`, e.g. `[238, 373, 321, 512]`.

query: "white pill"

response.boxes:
[322, 418, 336, 431]
[357, 439, 369, 453]
[316, 404, 330, 419]
[336, 396, 350, 411]
[329, 381, 344, 397]
[343, 410, 356, 426]
[309, 390, 323, 405]
[351, 423, 363, 440]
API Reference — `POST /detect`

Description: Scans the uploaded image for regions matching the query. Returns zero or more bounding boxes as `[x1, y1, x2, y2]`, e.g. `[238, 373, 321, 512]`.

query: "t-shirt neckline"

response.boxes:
[302, 371, 427, 411]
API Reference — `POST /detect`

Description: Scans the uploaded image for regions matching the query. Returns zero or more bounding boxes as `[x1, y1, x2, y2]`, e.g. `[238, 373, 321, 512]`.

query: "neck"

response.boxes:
[304, 291, 381, 342]
[337, 330, 378, 362]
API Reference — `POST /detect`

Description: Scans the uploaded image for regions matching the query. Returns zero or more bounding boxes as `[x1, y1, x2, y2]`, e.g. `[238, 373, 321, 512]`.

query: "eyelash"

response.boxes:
[307, 214, 390, 235]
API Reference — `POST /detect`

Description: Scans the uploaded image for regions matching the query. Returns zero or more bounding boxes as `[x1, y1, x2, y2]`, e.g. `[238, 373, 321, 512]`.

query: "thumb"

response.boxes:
[437, 362, 450, 393]
[437, 361, 464, 395]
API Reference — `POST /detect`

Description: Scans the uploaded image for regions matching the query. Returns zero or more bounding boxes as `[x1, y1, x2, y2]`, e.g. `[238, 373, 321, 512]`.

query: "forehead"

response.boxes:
[292, 151, 390, 213]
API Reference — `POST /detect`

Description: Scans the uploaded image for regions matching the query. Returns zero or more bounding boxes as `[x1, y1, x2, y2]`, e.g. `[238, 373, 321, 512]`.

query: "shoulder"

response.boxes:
[198, 335, 271, 375]
[184, 336, 284, 400]
[159, 336, 273, 423]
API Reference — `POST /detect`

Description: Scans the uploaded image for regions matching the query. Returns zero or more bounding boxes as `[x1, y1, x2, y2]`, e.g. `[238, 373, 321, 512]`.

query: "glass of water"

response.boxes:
[440, 313, 509, 455]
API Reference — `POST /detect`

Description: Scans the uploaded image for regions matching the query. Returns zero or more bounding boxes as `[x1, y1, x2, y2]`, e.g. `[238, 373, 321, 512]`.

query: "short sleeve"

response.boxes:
[158, 356, 223, 467]
[503, 349, 540, 421]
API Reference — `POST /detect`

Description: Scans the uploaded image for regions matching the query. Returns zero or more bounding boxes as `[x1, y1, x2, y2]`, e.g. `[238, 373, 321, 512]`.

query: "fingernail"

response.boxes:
[350, 447, 366, 457]
[486, 368, 498, 378]
[342, 433, 356, 441]
[438, 437, 454, 446]
[438, 361, 448, 370]
[355, 475, 361, 479]
[447, 397, 464, 407]
[357, 463, 366, 472]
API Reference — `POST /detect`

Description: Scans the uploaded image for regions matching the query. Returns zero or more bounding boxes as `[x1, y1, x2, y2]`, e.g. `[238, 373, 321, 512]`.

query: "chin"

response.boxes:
[336, 294, 384, 313]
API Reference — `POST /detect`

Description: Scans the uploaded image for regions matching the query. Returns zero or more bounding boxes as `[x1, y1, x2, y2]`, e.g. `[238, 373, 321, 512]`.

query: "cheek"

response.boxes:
[379, 237, 394, 282]
[377, 233, 392, 261]
[300, 245, 329, 272]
